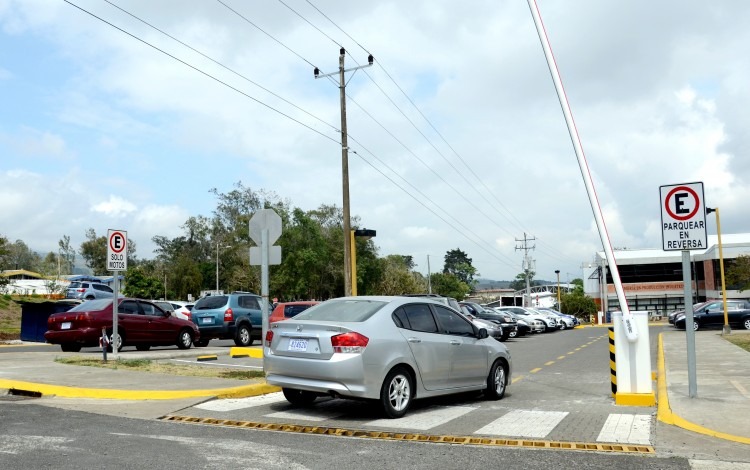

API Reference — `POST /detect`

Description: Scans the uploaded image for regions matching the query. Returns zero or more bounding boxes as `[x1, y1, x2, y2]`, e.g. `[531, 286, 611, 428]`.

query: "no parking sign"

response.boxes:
[659, 182, 707, 251]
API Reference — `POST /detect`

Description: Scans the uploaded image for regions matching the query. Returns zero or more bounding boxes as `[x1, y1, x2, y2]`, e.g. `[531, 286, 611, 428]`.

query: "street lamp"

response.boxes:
[555, 270, 561, 309]
[216, 242, 231, 293]
[351, 228, 376, 296]
[706, 207, 730, 335]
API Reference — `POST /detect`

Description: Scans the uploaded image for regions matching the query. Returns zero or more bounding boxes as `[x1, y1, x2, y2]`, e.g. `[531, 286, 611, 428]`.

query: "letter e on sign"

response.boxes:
[107, 229, 128, 271]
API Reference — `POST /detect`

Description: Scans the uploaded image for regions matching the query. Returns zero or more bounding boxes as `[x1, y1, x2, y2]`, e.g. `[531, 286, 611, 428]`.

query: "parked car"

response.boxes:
[460, 302, 517, 341]
[463, 312, 504, 341]
[269, 301, 320, 324]
[668, 301, 709, 325]
[536, 308, 576, 329]
[44, 298, 200, 352]
[495, 310, 528, 337]
[673, 300, 750, 331]
[65, 281, 114, 300]
[496, 306, 555, 332]
[190, 292, 263, 346]
[172, 302, 194, 321]
[265, 296, 512, 418]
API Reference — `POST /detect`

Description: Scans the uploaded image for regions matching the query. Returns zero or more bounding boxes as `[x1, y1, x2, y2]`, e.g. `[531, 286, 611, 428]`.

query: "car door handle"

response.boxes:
[407, 338, 421, 343]
[450, 340, 461, 345]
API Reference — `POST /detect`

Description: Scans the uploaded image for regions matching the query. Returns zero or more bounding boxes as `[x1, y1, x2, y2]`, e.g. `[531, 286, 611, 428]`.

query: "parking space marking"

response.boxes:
[730, 380, 750, 399]
[544, 361, 555, 366]
[596, 414, 652, 445]
[366, 405, 476, 430]
[530, 368, 542, 373]
[475, 410, 568, 438]
[557, 355, 566, 360]
[195, 392, 286, 411]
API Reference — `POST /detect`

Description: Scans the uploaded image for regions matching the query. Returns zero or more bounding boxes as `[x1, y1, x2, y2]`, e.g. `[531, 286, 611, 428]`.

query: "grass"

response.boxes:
[723, 332, 750, 353]
[54, 356, 266, 380]
[0, 295, 23, 340]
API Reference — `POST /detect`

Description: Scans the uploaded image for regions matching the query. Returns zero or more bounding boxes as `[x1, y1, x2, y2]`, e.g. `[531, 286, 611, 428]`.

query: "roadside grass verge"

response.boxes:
[54, 356, 265, 380]
[724, 333, 750, 353]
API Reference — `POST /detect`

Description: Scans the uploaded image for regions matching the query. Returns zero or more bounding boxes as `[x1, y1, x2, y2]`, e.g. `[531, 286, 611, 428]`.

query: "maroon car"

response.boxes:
[45, 298, 200, 352]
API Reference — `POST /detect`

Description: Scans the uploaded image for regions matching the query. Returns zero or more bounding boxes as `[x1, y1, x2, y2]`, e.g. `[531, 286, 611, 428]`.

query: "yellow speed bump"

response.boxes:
[196, 355, 218, 362]
[230, 347, 263, 359]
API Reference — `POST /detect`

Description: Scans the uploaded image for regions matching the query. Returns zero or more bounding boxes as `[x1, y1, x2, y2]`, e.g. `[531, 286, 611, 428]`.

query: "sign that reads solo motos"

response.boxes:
[107, 229, 128, 271]
[659, 182, 707, 251]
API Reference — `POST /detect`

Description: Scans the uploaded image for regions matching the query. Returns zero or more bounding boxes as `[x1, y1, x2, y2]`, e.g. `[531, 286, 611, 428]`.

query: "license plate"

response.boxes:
[288, 339, 308, 352]
[61, 322, 71, 330]
[200, 317, 212, 325]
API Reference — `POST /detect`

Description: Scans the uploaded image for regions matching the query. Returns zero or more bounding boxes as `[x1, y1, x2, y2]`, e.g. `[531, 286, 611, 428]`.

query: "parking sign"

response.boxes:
[659, 182, 707, 251]
[107, 229, 128, 271]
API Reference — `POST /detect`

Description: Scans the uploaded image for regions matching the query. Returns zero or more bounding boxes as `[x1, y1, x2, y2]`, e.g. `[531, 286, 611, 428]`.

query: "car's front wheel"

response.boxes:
[234, 324, 253, 347]
[107, 332, 124, 352]
[484, 360, 507, 400]
[282, 388, 317, 406]
[693, 320, 700, 331]
[177, 329, 193, 349]
[380, 367, 413, 418]
[508, 329, 517, 339]
[743, 318, 750, 330]
[559, 322, 567, 330]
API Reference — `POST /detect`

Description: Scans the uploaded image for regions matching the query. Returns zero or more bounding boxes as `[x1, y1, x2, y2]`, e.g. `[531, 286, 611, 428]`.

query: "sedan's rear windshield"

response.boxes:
[293, 299, 386, 322]
[194, 296, 228, 310]
[67, 299, 112, 312]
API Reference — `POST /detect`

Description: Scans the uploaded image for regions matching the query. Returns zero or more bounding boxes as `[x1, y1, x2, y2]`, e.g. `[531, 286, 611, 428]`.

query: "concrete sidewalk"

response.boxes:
[659, 329, 750, 445]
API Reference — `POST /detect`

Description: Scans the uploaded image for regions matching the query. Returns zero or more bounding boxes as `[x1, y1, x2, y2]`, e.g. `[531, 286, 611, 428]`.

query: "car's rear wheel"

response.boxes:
[194, 339, 209, 347]
[693, 320, 700, 331]
[234, 324, 253, 347]
[60, 343, 81, 352]
[135, 344, 151, 351]
[282, 388, 317, 406]
[380, 367, 413, 418]
[484, 360, 507, 400]
[743, 318, 750, 330]
[177, 329, 193, 349]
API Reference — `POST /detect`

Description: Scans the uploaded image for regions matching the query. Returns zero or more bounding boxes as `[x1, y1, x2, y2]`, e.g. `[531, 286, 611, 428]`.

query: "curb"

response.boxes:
[656, 333, 750, 445]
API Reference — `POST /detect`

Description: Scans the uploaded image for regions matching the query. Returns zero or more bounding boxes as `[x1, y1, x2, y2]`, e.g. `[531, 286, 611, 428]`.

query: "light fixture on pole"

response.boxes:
[351, 228, 376, 296]
[216, 242, 231, 293]
[706, 207, 730, 335]
[555, 269, 561, 309]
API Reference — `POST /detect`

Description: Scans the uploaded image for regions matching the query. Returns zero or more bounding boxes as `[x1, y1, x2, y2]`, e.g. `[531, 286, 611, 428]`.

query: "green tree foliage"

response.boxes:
[560, 290, 598, 319]
[443, 248, 478, 289]
[37, 252, 65, 295]
[726, 254, 750, 292]
[123, 267, 165, 299]
[0, 235, 8, 288]
[6, 239, 38, 271]
[430, 272, 471, 300]
[79, 229, 107, 275]
[58, 235, 75, 274]
[377, 255, 426, 295]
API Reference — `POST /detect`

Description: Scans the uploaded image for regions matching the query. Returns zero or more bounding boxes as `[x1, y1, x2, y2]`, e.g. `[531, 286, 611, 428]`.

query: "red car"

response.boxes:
[44, 298, 200, 352]
[268, 301, 319, 324]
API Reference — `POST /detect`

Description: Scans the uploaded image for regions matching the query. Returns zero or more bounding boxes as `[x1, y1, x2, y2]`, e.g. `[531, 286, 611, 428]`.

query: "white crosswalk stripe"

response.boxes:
[597, 414, 652, 445]
[365, 405, 476, 430]
[475, 410, 569, 438]
[194, 392, 286, 411]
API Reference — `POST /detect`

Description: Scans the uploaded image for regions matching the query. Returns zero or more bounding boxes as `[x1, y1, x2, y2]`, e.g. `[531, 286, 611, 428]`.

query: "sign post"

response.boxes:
[107, 229, 127, 361]
[660, 182, 707, 398]
[249, 210, 282, 371]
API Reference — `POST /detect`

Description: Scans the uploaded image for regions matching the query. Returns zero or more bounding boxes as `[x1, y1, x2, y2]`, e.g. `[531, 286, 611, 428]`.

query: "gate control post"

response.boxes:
[612, 311, 655, 406]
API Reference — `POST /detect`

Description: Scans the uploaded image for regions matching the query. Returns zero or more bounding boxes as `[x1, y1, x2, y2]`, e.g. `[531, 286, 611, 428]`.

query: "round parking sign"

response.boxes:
[107, 229, 128, 271]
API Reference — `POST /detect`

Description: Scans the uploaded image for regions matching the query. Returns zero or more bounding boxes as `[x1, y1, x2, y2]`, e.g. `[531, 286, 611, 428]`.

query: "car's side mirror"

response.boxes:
[477, 328, 488, 339]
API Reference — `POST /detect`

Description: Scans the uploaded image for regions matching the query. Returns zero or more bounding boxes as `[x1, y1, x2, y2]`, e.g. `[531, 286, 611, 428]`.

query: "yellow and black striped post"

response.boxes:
[609, 326, 616, 397]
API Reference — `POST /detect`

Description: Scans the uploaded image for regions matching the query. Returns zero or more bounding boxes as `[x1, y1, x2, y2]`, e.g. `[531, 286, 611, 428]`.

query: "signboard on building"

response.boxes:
[659, 182, 707, 251]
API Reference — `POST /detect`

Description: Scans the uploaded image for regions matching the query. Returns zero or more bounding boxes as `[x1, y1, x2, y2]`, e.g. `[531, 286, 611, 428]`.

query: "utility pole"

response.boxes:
[427, 255, 432, 294]
[516, 233, 536, 307]
[315, 49, 373, 297]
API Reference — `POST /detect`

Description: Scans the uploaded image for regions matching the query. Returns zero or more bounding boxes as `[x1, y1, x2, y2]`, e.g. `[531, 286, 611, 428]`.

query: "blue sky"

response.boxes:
[2, 0, 749, 282]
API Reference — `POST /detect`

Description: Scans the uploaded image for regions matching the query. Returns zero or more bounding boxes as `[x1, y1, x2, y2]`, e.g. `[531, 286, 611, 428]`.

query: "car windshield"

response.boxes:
[294, 299, 386, 322]
[68, 282, 83, 289]
[194, 296, 229, 310]
[67, 299, 112, 312]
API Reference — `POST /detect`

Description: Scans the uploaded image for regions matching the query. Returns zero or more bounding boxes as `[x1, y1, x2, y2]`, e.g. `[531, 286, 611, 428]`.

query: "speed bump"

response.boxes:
[196, 355, 218, 362]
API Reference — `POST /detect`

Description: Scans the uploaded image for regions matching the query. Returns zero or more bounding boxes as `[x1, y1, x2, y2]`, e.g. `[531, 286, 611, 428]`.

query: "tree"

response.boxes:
[79, 229, 107, 275]
[429, 272, 471, 300]
[37, 252, 65, 296]
[6, 240, 38, 271]
[58, 235, 75, 275]
[443, 248, 478, 289]
[123, 267, 164, 299]
[726, 255, 750, 292]
[560, 290, 598, 319]
[0, 235, 8, 288]
[376, 255, 426, 295]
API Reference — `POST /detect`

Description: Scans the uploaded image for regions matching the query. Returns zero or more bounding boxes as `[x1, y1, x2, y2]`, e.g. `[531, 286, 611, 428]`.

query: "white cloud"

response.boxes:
[91, 196, 137, 218]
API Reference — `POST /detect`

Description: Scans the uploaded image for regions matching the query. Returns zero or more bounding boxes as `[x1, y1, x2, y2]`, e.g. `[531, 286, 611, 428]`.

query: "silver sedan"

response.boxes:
[265, 296, 512, 418]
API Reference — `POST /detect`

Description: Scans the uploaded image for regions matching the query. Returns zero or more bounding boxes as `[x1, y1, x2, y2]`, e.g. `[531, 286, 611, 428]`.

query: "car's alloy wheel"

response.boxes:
[744, 318, 750, 330]
[484, 360, 506, 400]
[177, 329, 193, 349]
[282, 388, 317, 406]
[234, 324, 253, 347]
[108, 332, 124, 352]
[508, 329, 517, 338]
[693, 321, 700, 331]
[381, 367, 412, 418]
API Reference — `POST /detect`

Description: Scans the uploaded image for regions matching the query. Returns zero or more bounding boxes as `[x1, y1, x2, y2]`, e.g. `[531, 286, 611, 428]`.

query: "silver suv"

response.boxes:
[65, 281, 114, 300]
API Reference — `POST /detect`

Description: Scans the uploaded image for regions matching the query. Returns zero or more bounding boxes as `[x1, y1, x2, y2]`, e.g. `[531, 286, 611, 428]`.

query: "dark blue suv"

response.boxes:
[190, 292, 263, 346]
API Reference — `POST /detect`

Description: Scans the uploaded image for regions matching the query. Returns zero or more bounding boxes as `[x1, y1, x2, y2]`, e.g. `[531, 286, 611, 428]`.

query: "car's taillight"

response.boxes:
[224, 308, 233, 321]
[76, 288, 85, 292]
[331, 332, 369, 354]
[185, 312, 192, 321]
[265, 330, 273, 347]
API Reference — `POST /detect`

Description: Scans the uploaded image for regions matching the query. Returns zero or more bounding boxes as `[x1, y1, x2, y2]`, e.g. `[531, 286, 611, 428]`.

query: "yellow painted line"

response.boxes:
[0, 378, 279, 401]
[511, 376, 524, 384]
[530, 368, 542, 374]
[574, 348, 581, 351]
[657, 333, 750, 445]
[567, 352, 575, 355]
[544, 361, 555, 366]
[161, 415, 655, 454]
[557, 355, 566, 360]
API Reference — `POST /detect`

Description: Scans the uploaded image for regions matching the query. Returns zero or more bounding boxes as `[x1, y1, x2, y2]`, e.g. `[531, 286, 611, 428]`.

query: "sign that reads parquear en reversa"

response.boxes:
[659, 182, 707, 251]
